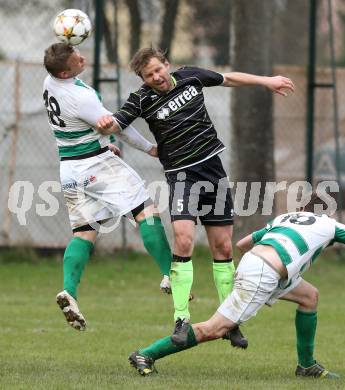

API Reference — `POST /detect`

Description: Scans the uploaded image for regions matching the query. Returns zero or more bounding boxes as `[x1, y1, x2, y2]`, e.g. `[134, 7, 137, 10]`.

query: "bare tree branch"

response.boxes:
[101, 3, 117, 64]
[125, 0, 142, 58]
[159, 0, 180, 58]
[231, 0, 275, 237]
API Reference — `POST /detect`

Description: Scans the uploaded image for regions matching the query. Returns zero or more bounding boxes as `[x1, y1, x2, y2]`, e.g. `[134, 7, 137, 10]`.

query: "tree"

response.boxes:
[210, 0, 231, 66]
[99, 0, 142, 64]
[189, 0, 232, 66]
[101, 2, 117, 64]
[230, 0, 275, 238]
[126, 0, 142, 58]
[273, 0, 309, 65]
[159, 0, 180, 58]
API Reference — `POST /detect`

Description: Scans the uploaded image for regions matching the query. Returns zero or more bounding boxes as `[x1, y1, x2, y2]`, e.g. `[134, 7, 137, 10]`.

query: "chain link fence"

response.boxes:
[1, 0, 344, 250]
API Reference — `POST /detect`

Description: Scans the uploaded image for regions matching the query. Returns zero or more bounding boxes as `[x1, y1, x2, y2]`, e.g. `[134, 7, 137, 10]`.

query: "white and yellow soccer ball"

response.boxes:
[53, 9, 92, 46]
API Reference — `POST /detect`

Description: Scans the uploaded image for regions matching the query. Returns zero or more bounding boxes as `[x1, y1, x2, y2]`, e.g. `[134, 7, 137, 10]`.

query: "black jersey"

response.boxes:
[113, 66, 226, 171]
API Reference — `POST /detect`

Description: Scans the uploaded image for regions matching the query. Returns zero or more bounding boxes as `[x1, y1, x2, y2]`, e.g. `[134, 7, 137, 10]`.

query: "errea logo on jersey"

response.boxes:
[157, 108, 170, 119]
[156, 86, 198, 119]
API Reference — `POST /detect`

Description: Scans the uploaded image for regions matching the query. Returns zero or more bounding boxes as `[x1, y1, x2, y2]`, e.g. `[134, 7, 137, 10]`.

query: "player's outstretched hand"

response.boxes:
[97, 115, 116, 134]
[148, 145, 158, 158]
[266, 76, 295, 96]
[108, 143, 121, 156]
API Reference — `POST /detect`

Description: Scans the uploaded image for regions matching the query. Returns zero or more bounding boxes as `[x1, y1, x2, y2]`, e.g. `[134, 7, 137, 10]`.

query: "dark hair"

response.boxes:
[43, 43, 74, 77]
[303, 192, 328, 212]
[129, 47, 167, 77]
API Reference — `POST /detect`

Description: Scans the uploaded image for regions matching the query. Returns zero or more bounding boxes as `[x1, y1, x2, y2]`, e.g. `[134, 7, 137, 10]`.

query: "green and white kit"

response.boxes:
[252, 212, 345, 282]
[218, 212, 345, 323]
[43, 75, 151, 229]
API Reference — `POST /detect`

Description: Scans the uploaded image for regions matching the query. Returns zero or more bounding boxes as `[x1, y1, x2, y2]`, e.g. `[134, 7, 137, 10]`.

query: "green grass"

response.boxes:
[0, 247, 345, 389]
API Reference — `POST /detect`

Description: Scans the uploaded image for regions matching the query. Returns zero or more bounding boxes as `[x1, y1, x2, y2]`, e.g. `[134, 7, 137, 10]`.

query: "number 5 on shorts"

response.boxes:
[177, 199, 184, 212]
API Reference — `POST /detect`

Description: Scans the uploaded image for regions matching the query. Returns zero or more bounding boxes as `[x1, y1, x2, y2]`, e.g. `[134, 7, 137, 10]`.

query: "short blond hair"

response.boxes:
[129, 47, 167, 77]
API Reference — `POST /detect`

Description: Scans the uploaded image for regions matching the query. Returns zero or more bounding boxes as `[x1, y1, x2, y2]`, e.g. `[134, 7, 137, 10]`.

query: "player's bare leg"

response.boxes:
[192, 311, 237, 342]
[129, 312, 235, 376]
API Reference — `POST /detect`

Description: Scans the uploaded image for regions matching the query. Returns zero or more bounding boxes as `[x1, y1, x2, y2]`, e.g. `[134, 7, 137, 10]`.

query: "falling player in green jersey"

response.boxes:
[128, 192, 341, 379]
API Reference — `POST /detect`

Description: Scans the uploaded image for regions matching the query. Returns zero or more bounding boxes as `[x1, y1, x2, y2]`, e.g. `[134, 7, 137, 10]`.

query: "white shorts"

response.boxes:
[217, 252, 302, 324]
[265, 273, 302, 306]
[60, 150, 150, 230]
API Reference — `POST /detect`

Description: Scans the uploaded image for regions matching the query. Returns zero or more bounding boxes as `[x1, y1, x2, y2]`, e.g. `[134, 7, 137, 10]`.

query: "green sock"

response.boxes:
[139, 216, 172, 276]
[213, 259, 235, 304]
[295, 309, 317, 368]
[170, 258, 193, 321]
[139, 326, 197, 360]
[63, 237, 94, 299]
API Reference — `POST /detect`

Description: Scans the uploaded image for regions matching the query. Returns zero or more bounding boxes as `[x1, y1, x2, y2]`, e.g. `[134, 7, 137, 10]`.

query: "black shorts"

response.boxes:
[165, 155, 234, 226]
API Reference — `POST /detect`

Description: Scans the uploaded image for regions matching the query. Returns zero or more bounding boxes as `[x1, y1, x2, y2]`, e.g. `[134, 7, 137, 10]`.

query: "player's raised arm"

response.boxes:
[222, 72, 295, 96]
[117, 125, 157, 155]
[235, 234, 254, 254]
[97, 116, 157, 155]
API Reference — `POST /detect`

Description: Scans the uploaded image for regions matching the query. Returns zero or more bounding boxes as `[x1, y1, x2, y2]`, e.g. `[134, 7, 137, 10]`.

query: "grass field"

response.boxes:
[0, 246, 345, 389]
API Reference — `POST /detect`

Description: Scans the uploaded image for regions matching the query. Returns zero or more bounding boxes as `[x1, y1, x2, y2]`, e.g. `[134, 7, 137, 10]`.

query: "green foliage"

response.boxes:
[0, 248, 344, 389]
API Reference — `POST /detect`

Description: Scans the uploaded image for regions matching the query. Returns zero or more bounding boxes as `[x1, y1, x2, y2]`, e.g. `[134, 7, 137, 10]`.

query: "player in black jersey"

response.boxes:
[97, 47, 294, 347]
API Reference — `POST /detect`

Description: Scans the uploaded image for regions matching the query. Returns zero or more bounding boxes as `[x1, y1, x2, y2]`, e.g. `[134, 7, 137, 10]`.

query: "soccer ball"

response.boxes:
[53, 9, 91, 46]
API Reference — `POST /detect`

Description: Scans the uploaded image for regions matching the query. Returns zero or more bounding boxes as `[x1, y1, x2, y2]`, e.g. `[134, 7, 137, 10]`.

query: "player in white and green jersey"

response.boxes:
[43, 43, 174, 331]
[128, 193, 341, 379]
[250, 209, 345, 285]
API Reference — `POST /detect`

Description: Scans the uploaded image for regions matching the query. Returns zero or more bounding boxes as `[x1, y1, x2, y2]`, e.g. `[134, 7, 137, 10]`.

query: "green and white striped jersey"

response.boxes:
[43, 75, 113, 158]
[252, 212, 345, 282]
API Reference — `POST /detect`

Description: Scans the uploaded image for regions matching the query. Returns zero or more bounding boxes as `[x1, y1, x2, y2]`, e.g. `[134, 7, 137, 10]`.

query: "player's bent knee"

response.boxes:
[218, 241, 232, 258]
[308, 286, 319, 309]
[210, 237, 232, 258]
[175, 233, 194, 253]
[301, 286, 319, 311]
